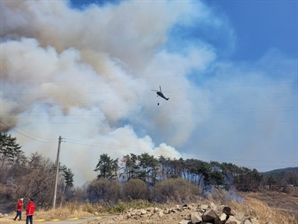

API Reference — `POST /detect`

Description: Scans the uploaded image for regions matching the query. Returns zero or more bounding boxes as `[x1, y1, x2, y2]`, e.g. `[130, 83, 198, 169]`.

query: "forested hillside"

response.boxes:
[262, 167, 298, 181]
[1, 133, 297, 212]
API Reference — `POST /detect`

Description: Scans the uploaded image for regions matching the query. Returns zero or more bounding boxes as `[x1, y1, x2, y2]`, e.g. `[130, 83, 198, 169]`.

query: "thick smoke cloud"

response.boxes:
[0, 0, 215, 185]
[1, 0, 296, 185]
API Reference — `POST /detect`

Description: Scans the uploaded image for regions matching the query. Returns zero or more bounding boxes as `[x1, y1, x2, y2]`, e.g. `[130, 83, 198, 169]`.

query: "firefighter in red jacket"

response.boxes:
[13, 198, 23, 221]
[25, 198, 35, 224]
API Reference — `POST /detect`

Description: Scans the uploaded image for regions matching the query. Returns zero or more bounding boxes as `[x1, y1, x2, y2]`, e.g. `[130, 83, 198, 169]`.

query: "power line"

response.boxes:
[1, 83, 296, 98]
[1, 75, 296, 88]
[0, 120, 295, 165]
[0, 120, 57, 143]
[63, 138, 297, 164]
[2, 92, 297, 103]
[1, 103, 296, 115]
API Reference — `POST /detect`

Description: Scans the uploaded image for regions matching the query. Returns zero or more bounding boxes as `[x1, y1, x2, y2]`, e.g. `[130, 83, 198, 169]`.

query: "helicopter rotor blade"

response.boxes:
[159, 86, 162, 92]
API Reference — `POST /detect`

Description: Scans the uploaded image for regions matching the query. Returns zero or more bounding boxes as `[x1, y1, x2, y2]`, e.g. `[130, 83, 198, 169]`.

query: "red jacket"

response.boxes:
[26, 201, 35, 216]
[16, 200, 23, 211]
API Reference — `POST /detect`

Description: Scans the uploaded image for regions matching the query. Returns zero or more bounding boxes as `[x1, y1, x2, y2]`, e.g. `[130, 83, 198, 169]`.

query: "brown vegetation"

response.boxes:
[1, 189, 297, 224]
[1, 134, 298, 224]
[239, 188, 298, 216]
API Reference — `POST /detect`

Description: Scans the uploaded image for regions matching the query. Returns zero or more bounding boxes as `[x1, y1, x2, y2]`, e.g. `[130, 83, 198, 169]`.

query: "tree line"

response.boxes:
[93, 153, 263, 192]
[1, 133, 296, 211]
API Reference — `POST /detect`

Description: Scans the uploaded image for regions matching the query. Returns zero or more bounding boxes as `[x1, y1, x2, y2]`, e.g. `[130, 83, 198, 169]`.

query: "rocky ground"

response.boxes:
[1, 190, 297, 224]
[0, 202, 261, 224]
[83, 189, 298, 224]
[84, 203, 261, 224]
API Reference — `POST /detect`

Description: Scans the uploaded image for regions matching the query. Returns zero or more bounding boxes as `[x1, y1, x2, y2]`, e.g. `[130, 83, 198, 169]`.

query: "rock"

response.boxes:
[190, 211, 202, 223]
[158, 211, 164, 218]
[226, 215, 241, 224]
[215, 213, 227, 224]
[178, 220, 190, 224]
[242, 218, 253, 224]
[141, 209, 147, 215]
[94, 202, 260, 224]
[146, 207, 154, 213]
[210, 202, 217, 210]
[164, 208, 171, 214]
[199, 204, 209, 212]
[202, 209, 219, 222]
[187, 204, 195, 210]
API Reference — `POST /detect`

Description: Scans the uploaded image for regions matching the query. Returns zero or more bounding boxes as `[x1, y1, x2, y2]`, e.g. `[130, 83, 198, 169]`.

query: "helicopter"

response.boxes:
[152, 86, 169, 105]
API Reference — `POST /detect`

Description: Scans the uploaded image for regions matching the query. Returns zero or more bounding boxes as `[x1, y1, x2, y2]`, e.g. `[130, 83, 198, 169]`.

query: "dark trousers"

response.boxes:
[26, 215, 33, 224]
[14, 211, 22, 220]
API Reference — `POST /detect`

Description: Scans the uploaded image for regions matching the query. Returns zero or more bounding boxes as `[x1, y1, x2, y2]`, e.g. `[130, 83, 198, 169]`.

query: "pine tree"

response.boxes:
[0, 133, 22, 169]
[94, 154, 118, 180]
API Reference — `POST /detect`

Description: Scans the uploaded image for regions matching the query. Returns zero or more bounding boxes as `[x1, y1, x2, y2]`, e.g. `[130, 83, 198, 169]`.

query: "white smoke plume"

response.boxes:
[1, 0, 296, 185]
[0, 0, 216, 185]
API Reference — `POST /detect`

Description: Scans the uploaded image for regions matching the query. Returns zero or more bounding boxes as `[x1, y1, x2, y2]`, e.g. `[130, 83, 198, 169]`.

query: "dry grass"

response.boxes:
[226, 198, 298, 224]
[206, 188, 298, 224]
[1, 190, 297, 224]
[35, 204, 92, 220]
[34, 199, 159, 219]
[240, 189, 298, 213]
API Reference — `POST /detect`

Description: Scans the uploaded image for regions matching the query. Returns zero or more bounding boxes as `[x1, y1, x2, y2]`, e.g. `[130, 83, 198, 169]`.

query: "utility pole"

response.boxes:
[53, 136, 62, 209]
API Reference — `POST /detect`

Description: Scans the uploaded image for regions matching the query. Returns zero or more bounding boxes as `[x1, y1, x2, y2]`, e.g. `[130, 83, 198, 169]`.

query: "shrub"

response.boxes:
[122, 179, 147, 200]
[153, 178, 199, 203]
[87, 178, 120, 202]
[107, 200, 126, 213]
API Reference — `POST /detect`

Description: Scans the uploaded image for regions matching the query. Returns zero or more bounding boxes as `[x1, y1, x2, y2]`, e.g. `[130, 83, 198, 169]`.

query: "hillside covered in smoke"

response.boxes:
[0, 0, 296, 185]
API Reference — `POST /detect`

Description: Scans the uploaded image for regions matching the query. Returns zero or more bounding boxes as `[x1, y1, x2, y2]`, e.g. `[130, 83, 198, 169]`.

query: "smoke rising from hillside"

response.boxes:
[1, 0, 296, 185]
[0, 0, 215, 185]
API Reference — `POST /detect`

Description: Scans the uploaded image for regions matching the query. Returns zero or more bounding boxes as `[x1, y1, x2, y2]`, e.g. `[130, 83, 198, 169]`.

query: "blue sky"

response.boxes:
[1, 0, 297, 185]
[70, 0, 298, 60]
[206, 0, 297, 60]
